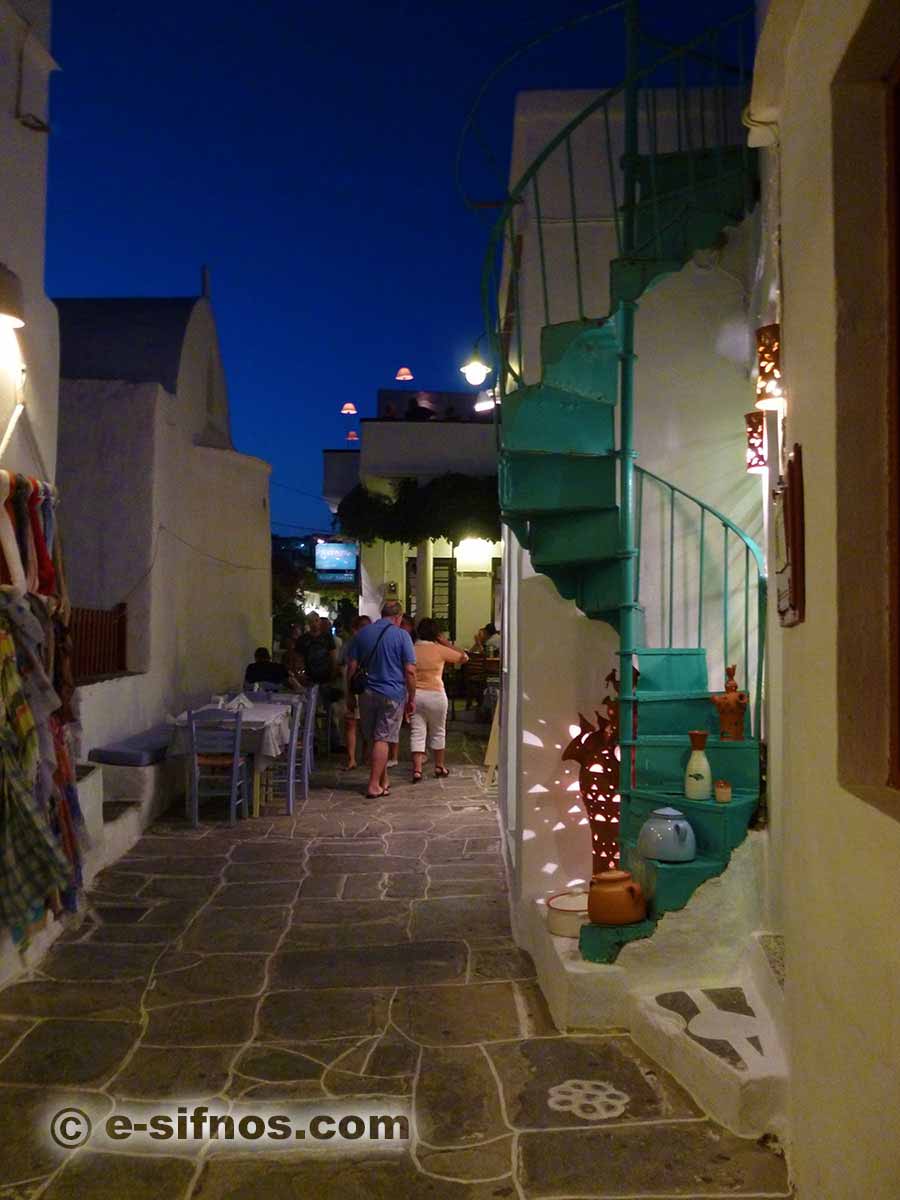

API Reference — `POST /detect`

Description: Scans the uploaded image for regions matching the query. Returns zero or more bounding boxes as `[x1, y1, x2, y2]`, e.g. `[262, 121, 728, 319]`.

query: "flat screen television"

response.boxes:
[315, 542, 358, 572]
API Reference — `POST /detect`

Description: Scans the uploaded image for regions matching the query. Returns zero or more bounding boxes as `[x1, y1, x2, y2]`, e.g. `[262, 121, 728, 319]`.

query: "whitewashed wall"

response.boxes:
[0, 1, 57, 480]
[58, 302, 271, 750]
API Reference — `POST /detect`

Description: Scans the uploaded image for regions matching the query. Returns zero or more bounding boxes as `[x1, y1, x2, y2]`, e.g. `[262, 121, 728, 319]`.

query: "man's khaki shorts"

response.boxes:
[358, 690, 404, 744]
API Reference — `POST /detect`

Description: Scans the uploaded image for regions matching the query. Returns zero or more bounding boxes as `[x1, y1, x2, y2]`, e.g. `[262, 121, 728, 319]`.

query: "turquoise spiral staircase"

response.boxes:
[478, 3, 767, 961]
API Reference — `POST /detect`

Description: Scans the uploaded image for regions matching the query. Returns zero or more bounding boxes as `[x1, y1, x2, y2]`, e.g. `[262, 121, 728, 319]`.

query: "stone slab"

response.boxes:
[0, 1019, 137, 1087]
[270, 941, 466, 991]
[144, 996, 259, 1046]
[411, 896, 511, 941]
[518, 1122, 791, 1196]
[41, 1152, 195, 1200]
[258, 988, 392, 1042]
[416, 1045, 506, 1146]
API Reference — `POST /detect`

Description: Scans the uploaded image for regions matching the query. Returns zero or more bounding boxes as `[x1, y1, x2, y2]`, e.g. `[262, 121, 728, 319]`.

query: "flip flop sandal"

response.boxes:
[434, 767, 450, 778]
[412, 772, 423, 783]
[365, 787, 390, 799]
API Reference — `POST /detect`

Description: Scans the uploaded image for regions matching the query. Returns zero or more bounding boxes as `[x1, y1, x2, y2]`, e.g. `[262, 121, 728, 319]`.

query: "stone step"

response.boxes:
[628, 977, 787, 1139]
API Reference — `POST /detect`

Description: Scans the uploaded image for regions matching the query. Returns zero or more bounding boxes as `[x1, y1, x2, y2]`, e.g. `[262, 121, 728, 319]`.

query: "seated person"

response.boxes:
[469, 623, 501, 655]
[243, 647, 296, 691]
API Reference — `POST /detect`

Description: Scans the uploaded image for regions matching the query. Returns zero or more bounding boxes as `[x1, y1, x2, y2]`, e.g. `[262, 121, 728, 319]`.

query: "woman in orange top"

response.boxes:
[410, 618, 467, 782]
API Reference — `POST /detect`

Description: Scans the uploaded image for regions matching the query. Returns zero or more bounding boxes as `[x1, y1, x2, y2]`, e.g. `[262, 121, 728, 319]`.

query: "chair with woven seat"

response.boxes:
[261, 685, 318, 814]
[186, 708, 249, 827]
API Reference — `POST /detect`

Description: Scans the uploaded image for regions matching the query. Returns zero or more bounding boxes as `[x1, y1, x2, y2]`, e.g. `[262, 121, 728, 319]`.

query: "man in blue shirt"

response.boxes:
[346, 600, 416, 798]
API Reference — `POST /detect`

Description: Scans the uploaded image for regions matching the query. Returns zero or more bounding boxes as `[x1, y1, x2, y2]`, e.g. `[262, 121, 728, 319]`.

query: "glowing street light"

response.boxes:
[460, 353, 491, 387]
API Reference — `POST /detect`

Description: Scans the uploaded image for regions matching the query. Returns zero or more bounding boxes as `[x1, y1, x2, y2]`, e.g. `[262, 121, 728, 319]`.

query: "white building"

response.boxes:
[324, 389, 502, 645]
[55, 291, 272, 750]
[747, 1, 900, 1195]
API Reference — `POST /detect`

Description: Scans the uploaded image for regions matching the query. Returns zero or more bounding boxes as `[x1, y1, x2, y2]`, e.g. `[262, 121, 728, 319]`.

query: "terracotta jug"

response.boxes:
[711, 665, 748, 741]
[588, 869, 647, 926]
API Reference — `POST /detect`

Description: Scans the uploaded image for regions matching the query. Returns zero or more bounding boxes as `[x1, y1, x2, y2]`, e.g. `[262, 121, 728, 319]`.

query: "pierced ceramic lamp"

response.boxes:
[0, 263, 25, 328]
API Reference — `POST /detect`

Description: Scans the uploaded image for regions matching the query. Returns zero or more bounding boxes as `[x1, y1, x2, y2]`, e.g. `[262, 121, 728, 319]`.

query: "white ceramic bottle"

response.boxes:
[684, 730, 712, 800]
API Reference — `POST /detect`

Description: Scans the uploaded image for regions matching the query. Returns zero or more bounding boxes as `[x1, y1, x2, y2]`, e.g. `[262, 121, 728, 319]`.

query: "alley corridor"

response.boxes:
[0, 733, 791, 1198]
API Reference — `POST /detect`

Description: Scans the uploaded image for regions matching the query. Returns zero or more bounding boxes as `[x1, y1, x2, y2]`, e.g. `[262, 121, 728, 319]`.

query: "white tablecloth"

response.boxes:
[169, 703, 292, 763]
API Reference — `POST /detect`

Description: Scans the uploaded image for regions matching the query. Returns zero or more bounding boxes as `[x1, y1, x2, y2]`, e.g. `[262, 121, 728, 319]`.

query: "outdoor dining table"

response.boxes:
[169, 697, 295, 817]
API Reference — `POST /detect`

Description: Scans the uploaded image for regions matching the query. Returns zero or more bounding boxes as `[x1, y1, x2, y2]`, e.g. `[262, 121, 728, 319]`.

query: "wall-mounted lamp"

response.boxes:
[0, 264, 25, 328]
[745, 410, 767, 474]
[755, 323, 785, 411]
[473, 387, 498, 413]
[394, 366, 413, 381]
[340, 402, 357, 415]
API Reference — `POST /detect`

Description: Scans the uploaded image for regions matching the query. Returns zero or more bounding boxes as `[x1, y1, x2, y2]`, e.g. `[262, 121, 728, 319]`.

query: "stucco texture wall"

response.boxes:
[58, 301, 271, 750]
[759, 1, 900, 1195]
[0, 5, 58, 481]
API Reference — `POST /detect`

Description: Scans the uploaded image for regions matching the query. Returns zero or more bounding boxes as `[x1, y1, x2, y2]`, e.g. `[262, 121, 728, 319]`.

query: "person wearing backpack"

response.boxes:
[346, 600, 416, 799]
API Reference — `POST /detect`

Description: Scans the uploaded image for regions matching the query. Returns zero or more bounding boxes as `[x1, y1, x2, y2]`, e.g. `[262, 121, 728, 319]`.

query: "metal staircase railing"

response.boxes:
[479, 6, 756, 395]
[635, 466, 766, 738]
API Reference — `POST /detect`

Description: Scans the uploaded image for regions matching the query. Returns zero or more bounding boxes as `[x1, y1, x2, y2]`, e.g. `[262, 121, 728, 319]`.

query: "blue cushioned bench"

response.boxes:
[87, 723, 171, 768]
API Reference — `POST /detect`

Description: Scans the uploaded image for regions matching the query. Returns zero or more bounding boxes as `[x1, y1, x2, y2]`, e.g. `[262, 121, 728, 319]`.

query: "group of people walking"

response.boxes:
[343, 601, 467, 799]
[258, 602, 475, 799]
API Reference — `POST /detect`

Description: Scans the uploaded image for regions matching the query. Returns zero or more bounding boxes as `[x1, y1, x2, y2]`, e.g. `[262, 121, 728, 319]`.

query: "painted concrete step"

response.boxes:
[530, 507, 620, 568]
[635, 647, 709, 694]
[540, 317, 620, 402]
[623, 788, 758, 859]
[500, 451, 616, 516]
[629, 979, 787, 1139]
[633, 733, 760, 793]
[502, 383, 615, 454]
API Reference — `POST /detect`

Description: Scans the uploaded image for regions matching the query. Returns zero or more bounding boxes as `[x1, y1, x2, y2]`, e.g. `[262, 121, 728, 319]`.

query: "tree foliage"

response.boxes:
[337, 474, 500, 545]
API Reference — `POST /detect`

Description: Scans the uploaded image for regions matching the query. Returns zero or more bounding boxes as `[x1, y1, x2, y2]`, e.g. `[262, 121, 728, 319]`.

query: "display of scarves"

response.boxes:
[0, 628, 71, 932]
[0, 473, 85, 941]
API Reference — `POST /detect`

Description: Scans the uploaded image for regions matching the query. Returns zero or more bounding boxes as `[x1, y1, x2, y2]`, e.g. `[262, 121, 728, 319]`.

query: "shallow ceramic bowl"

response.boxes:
[546, 890, 590, 937]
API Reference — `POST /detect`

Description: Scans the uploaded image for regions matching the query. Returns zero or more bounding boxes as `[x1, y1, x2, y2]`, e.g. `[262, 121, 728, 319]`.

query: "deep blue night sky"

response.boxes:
[46, 1, 746, 534]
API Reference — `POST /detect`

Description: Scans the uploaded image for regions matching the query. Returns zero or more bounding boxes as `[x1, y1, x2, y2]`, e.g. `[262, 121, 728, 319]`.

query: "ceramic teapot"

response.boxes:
[587, 869, 647, 925]
[636, 806, 697, 862]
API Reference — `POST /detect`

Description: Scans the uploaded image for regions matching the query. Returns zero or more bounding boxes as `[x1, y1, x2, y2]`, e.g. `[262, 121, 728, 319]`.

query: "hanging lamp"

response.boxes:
[755, 323, 785, 411]
[395, 366, 413, 381]
[341, 402, 357, 415]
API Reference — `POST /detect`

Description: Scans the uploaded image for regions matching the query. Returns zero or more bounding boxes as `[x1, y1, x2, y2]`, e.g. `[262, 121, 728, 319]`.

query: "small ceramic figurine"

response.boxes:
[685, 730, 712, 800]
[711, 665, 749, 741]
[588, 869, 647, 926]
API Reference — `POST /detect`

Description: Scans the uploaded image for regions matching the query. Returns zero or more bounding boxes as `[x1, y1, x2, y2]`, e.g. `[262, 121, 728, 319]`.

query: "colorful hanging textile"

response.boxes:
[0, 629, 71, 932]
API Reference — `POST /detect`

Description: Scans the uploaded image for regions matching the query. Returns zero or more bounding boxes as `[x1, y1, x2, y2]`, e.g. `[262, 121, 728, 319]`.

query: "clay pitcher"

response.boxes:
[588, 869, 647, 925]
[711, 665, 749, 741]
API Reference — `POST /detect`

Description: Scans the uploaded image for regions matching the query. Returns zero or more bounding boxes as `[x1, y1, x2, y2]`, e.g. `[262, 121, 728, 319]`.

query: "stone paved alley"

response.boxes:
[0, 730, 790, 1198]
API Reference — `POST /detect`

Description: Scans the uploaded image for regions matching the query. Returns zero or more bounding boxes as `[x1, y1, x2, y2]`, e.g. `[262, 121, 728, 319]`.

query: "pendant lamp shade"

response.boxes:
[346, 430, 359, 442]
[0, 264, 25, 328]
[395, 366, 413, 381]
[340, 402, 357, 415]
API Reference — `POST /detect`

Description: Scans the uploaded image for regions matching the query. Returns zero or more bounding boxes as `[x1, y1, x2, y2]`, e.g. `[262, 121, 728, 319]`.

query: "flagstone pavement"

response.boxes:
[0, 729, 791, 1199]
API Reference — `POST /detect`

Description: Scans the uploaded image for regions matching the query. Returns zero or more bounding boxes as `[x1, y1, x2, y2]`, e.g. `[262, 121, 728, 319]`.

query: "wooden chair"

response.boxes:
[186, 709, 249, 827]
[263, 686, 317, 815]
[463, 655, 488, 709]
